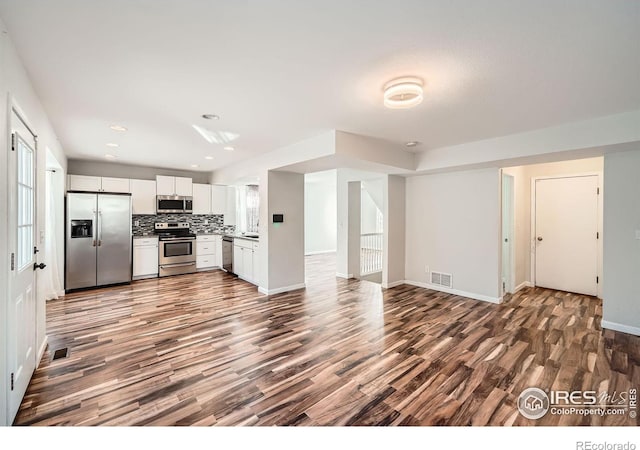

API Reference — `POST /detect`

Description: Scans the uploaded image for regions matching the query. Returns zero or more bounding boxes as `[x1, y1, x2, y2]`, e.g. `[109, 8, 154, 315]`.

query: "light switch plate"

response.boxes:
[636, 230, 640, 240]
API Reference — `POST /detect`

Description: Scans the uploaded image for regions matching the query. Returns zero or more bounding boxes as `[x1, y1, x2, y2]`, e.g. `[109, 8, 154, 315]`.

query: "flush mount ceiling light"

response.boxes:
[204, 156, 214, 160]
[191, 164, 199, 168]
[109, 125, 127, 132]
[405, 141, 420, 147]
[104, 154, 117, 159]
[202, 114, 220, 120]
[383, 77, 424, 109]
[192, 125, 239, 145]
[106, 143, 119, 148]
[223, 146, 235, 151]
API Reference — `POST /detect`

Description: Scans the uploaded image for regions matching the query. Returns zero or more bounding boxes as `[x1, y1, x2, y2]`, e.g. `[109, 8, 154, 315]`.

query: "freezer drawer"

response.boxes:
[159, 262, 196, 277]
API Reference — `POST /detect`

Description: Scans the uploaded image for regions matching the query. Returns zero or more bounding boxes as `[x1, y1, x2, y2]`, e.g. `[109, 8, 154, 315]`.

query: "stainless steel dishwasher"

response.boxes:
[222, 236, 234, 273]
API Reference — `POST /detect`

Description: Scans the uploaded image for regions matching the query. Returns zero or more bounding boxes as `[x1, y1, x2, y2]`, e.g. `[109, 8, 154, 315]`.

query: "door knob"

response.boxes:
[33, 262, 47, 271]
[537, 236, 543, 242]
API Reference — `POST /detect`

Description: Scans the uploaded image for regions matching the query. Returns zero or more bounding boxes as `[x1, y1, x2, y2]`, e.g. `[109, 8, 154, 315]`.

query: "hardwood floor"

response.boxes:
[14, 253, 639, 426]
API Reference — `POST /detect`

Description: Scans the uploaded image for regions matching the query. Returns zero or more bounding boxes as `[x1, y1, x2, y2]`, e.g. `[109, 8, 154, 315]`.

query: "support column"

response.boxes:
[383, 175, 405, 288]
[258, 170, 305, 295]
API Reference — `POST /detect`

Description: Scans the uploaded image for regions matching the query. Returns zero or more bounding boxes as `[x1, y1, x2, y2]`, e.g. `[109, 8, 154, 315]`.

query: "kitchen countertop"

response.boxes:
[226, 234, 260, 242]
[133, 234, 158, 239]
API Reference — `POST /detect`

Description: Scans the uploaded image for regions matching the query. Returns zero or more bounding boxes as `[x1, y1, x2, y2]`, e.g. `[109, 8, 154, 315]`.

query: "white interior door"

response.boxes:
[535, 176, 598, 296]
[8, 114, 38, 422]
[501, 174, 514, 294]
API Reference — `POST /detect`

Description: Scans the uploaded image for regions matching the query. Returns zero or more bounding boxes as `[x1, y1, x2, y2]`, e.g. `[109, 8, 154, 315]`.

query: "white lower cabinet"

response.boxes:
[133, 237, 158, 279]
[233, 239, 259, 284]
[196, 235, 220, 270]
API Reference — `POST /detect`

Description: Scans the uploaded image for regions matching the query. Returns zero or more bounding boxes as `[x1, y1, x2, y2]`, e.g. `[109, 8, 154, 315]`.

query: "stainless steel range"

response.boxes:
[155, 222, 196, 277]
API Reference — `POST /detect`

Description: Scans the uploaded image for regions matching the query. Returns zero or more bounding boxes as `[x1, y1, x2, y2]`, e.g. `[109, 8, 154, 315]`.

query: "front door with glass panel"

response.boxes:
[8, 112, 38, 423]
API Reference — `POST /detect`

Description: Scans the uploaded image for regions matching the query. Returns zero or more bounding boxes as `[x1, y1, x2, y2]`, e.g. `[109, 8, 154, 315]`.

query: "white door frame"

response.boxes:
[5, 95, 39, 424]
[500, 171, 515, 294]
[530, 172, 603, 298]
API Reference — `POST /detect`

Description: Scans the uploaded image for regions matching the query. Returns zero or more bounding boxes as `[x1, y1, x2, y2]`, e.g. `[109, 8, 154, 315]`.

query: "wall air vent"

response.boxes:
[431, 271, 453, 288]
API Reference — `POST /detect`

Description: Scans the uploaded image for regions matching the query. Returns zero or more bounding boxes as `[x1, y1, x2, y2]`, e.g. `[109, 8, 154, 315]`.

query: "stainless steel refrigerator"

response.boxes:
[66, 192, 132, 290]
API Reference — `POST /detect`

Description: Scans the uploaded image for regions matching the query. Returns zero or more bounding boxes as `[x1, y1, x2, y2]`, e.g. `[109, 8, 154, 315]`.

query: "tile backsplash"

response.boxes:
[132, 214, 236, 236]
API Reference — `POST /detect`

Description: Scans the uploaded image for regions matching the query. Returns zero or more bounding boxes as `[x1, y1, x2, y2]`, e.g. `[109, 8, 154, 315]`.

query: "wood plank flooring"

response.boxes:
[14, 254, 640, 426]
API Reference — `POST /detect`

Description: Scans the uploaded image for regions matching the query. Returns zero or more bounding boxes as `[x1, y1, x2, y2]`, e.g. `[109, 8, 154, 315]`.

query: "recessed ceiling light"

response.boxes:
[405, 141, 420, 147]
[204, 156, 214, 160]
[383, 77, 424, 109]
[191, 164, 199, 168]
[224, 146, 234, 151]
[106, 143, 119, 148]
[109, 125, 127, 132]
[105, 154, 116, 159]
[202, 114, 220, 120]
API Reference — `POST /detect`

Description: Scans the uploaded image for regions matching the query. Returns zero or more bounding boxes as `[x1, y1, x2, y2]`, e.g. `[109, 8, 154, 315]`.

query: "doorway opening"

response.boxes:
[358, 180, 384, 284]
[304, 170, 338, 284]
[501, 157, 603, 298]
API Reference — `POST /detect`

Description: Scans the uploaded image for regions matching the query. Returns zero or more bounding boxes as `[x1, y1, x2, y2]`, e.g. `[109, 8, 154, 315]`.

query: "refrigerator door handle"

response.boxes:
[92, 209, 97, 247]
[98, 209, 103, 246]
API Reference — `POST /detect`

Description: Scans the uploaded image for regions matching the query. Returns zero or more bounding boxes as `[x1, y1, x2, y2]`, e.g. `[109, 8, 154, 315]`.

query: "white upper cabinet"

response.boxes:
[211, 185, 227, 215]
[130, 179, 157, 214]
[68, 175, 131, 193]
[101, 177, 130, 193]
[175, 177, 193, 196]
[67, 175, 102, 192]
[192, 183, 212, 215]
[155, 175, 175, 196]
[156, 175, 193, 196]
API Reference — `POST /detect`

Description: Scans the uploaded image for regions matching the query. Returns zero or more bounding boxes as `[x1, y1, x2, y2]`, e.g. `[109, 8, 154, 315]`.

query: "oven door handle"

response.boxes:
[160, 262, 196, 268]
[160, 238, 196, 241]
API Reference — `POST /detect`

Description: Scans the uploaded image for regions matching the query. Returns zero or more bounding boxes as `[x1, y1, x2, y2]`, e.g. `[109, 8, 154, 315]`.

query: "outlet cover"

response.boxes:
[134, 220, 140, 227]
[425, 265, 429, 274]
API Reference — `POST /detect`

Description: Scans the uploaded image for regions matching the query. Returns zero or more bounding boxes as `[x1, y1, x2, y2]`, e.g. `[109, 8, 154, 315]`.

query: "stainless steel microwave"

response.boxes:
[156, 195, 193, 214]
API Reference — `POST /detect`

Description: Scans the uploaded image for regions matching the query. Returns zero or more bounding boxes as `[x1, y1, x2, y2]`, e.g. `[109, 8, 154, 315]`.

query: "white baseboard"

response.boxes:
[258, 283, 306, 296]
[601, 320, 640, 337]
[37, 336, 48, 368]
[336, 273, 353, 279]
[404, 280, 502, 304]
[382, 280, 404, 289]
[305, 250, 336, 256]
[513, 281, 533, 293]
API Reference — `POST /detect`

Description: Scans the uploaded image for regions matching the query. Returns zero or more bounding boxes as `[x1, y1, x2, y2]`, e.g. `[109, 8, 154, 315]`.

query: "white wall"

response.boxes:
[405, 168, 501, 302]
[258, 170, 305, 294]
[0, 18, 67, 425]
[68, 159, 209, 183]
[304, 170, 336, 255]
[360, 189, 379, 234]
[416, 110, 640, 173]
[44, 151, 65, 300]
[602, 148, 640, 336]
[503, 157, 604, 290]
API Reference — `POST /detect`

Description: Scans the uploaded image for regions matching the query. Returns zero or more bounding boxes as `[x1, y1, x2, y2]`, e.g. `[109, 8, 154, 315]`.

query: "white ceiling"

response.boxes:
[1, 0, 638, 173]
